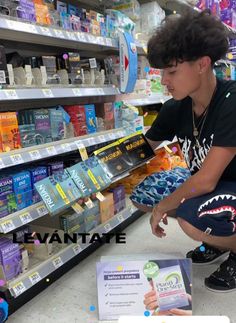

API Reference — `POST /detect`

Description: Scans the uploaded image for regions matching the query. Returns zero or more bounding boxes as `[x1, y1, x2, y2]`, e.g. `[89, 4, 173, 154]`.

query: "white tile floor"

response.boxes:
[8, 214, 236, 323]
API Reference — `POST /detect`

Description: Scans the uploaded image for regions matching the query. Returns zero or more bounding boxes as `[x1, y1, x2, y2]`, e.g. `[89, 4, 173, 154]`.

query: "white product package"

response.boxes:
[141, 1, 165, 34]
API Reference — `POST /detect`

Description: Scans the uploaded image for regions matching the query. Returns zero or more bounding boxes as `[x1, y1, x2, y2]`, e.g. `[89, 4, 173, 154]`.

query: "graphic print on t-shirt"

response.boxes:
[178, 134, 214, 173]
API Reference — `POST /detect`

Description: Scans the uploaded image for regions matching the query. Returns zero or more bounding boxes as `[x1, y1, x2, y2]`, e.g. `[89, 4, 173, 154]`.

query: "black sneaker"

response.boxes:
[205, 252, 236, 292]
[186, 243, 228, 265]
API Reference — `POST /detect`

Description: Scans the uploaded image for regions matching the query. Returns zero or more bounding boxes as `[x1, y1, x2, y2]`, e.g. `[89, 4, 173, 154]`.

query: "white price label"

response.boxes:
[53, 257, 63, 269]
[54, 29, 65, 38]
[104, 223, 112, 233]
[29, 150, 41, 160]
[42, 89, 53, 98]
[4, 89, 18, 99]
[98, 37, 105, 45]
[87, 137, 96, 146]
[85, 199, 94, 209]
[98, 135, 105, 142]
[40, 26, 52, 36]
[20, 212, 33, 225]
[73, 244, 81, 255]
[72, 88, 81, 96]
[118, 131, 124, 137]
[46, 146, 57, 155]
[66, 31, 76, 40]
[61, 143, 71, 152]
[87, 34, 96, 43]
[117, 214, 125, 223]
[12, 281, 26, 297]
[10, 154, 24, 165]
[105, 38, 113, 46]
[24, 24, 37, 33]
[37, 205, 48, 217]
[1, 219, 15, 232]
[6, 20, 19, 30]
[77, 32, 86, 42]
[109, 133, 116, 140]
[0, 158, 5, 169]
[29, 272, 41, 285]
[97, 88, 105, 95]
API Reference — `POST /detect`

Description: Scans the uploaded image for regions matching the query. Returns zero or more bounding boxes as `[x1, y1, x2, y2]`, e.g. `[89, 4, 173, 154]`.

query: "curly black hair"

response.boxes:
[147, 9, 229, 68]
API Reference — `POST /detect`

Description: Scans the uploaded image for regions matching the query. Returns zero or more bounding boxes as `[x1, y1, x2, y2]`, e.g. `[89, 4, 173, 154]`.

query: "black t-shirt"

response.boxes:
[146, 78, 236, 181]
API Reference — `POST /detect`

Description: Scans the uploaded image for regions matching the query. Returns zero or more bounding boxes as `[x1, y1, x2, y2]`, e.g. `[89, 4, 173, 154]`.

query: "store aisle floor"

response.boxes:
[8, 214, 235, 323]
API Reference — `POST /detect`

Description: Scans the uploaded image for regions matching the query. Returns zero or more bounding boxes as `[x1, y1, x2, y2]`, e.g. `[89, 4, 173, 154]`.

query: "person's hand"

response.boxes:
[168, 294, 192, 316]
[150, 205, 168, 238]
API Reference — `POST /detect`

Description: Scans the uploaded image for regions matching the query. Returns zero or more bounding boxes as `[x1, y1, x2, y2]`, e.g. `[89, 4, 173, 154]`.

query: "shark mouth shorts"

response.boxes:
[130, 167, 236, 236]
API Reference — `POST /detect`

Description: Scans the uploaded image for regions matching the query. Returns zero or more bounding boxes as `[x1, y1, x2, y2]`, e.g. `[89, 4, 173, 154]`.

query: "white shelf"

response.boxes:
[0, 86, 120, 102]
[123, 93, 171, 106]
[6, 205, 137, 298]
[0, 128, 125, 171]
[0, 16, 117, 50]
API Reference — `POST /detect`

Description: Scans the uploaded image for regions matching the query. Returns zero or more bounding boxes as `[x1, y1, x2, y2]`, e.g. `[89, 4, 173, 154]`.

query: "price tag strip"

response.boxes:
[36, 205, 48, 217]
[52, 256, 63, 269]
[10, 153, 24, 165]
[1, 219, 16, 233]
[29, 272, 41, 285]
[0, 158, 5, 169]
[104, 223, 112, 233]
[4, 89, 18, 99]
[12, 281, 26, 297]
[117, 214, 125, 223]
[42, 89, 54, 98]
[72, 244, 82, 255]
[20, 212, 33, 225]
[46, 146, 57, 156]
[29, 149, 41, 160]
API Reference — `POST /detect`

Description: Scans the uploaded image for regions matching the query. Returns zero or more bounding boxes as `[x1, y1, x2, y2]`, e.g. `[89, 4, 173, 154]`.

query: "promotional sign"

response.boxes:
[119, 32, 137, 93]
[119, 316, 230, 323]
[96, 259, 192, 321]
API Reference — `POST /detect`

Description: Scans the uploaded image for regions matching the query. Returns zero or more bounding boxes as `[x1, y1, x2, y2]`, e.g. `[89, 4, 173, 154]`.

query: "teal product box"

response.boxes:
[35, 170, 82, 214]
[29, 167, 48, 203]
[84, 104, 97, 134]
[83, 200, 101, 232]
[0, 177, 17, 218]
[12, 171, 33, 210]
[67, 156, 112, 197]
[49, 108, 64, 141]
[113, 101, 123, 129]
[60, 210, 85, 234]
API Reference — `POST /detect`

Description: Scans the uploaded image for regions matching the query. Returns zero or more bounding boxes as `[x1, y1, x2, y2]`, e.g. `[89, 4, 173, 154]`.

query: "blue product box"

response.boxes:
[35, 170, 82, 214]
[12, 171, 33, 210]
[29, 167, 48, 203]
[84, 104, 97, 134]
[0, 176, 17, 217]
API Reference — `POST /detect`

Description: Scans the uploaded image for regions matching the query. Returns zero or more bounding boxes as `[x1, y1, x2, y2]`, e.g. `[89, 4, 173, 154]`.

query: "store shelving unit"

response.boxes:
[0, 6, 149, 315]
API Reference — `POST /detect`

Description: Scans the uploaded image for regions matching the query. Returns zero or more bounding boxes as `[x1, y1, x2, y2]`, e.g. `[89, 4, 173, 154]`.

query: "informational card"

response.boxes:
[96, 259, 192, 321]
[119, 316, 230, 323]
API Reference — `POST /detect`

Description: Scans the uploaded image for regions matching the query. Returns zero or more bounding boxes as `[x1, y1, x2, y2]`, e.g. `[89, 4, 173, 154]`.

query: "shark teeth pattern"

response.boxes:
[198, 194, 236, 213]
[199, 206, 236, 218]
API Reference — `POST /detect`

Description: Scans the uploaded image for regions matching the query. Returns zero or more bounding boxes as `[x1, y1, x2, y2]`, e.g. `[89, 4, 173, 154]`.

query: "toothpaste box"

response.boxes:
[35, 170, 82, 214]
[49, 108, 64, 141]
[84, 104, 97, 134]
[29, 167, 48, 203]
[153, 264, 190, 311]
[0, 239, 22, 280]
[0, 176, 17, 217]
[12, 171, 33, 210]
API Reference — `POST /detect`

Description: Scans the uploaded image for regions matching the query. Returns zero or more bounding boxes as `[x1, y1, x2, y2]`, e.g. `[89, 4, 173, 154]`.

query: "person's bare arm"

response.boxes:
[146, 138, 163, 151]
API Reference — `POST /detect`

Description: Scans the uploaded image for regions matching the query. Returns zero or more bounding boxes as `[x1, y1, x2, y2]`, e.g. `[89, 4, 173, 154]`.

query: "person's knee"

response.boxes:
[131, 201, 153, 213]
[177, 217, 203, 241]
